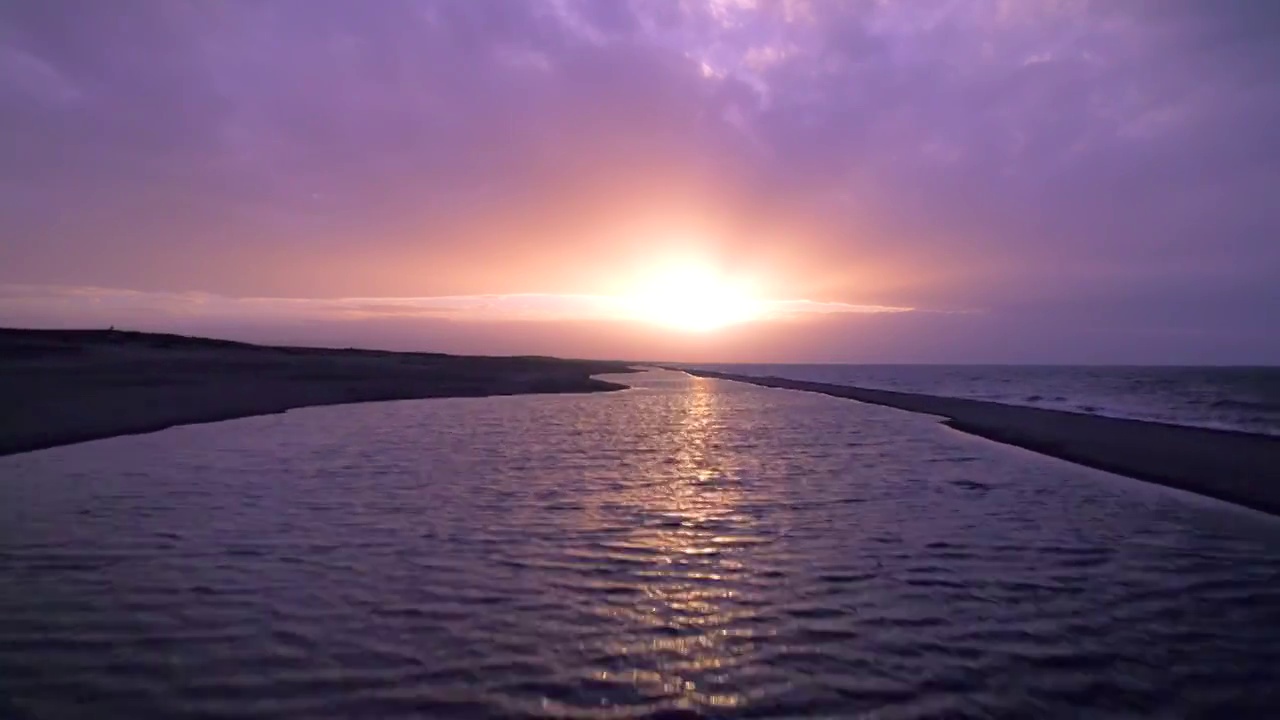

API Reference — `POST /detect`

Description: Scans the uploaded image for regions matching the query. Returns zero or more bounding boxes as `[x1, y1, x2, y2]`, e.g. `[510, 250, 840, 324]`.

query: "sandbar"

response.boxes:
[683, 368, 1280, 516]
[0, 328, 631, 457]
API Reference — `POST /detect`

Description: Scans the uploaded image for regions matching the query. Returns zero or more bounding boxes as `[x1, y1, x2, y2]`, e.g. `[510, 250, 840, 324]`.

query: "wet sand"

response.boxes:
[0, 328, 631, 457]
[684, 368, 1280, 516]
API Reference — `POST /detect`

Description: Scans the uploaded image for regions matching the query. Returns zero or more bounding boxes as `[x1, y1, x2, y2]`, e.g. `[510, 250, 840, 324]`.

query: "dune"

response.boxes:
[683, 368, 1280, 516]
[0, 328, 632, 457]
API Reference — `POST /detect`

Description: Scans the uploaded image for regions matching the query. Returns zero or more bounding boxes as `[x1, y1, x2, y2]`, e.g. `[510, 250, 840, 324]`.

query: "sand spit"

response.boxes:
[684, 368, 1280, 516]
[0, 328, 631, 457]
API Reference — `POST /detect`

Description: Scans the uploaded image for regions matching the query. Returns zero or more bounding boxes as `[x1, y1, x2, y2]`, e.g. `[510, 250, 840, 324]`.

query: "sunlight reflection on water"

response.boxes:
[566, 376, 757, 713]
[2, 370, 1279, 718]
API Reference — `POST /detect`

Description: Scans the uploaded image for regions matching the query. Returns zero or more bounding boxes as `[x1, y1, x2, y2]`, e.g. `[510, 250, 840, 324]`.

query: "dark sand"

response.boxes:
[684, 368, 1280, 516]
[0, 328, 631, 457]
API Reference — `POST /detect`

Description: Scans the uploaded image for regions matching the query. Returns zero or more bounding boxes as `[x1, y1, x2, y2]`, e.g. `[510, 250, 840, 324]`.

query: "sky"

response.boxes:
[1, 0, 1277, 363]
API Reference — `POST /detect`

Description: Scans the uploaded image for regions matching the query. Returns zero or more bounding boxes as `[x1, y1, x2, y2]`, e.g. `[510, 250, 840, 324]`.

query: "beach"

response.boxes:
[4, 368, 1279, 718]
[0, 328, 631, 457]
[4, 327, 1278, 518]
[683, 368, 1280, 516]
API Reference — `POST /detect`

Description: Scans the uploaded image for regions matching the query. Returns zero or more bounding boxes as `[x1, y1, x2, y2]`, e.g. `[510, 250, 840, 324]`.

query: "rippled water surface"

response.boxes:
[2, 370, 1280, 719]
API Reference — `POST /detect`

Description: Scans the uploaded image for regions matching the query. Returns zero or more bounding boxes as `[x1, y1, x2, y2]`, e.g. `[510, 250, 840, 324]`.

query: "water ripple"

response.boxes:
[2, 370, 1279, 718]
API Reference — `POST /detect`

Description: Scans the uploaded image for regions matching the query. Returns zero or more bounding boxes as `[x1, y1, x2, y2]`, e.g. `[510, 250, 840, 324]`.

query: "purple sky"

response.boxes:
[2, 1, 1277, 363]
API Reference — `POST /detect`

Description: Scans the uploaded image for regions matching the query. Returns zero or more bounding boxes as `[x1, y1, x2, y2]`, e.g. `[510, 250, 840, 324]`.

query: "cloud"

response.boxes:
[0, 43, 81, 105]
[0, 0, 1275, 360]
[0, 284, 911, 328]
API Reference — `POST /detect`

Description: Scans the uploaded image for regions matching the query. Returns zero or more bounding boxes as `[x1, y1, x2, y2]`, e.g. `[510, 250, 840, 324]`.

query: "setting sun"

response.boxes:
[623, 264, 764, 332]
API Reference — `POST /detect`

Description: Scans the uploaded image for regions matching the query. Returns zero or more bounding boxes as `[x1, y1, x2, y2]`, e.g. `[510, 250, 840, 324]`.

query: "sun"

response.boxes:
[623, 264, 764, 332]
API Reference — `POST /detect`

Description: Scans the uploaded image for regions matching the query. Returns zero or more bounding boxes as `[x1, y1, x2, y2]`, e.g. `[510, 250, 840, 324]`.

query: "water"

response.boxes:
[688, 364, 1280, 436]
[2, 370, 1279, 719]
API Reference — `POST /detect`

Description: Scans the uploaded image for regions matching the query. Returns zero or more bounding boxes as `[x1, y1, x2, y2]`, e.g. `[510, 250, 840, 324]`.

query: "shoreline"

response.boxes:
[7, 327, 1277, 518]
[682, 368, 1280, 516]
[0, 328, 633, 458]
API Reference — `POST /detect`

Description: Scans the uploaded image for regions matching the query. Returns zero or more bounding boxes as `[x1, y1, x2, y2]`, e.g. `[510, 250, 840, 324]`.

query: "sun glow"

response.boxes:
[623, 264, 764, 332]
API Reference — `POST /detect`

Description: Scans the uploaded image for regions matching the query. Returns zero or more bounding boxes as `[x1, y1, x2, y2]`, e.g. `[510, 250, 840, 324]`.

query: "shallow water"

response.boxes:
[2, 370, 1279, 719]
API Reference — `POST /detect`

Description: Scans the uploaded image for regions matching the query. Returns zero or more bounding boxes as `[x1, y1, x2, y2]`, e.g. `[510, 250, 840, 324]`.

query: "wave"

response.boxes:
[1208, 398, 1280, 413]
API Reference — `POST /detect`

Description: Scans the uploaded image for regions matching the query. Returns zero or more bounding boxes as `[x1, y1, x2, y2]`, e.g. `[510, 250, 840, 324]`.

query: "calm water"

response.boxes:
[2, 370, 1280, 719]
[690, 364, 1280, 436]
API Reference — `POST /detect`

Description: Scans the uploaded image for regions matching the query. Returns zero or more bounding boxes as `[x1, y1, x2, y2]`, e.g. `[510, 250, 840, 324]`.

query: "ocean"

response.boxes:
[2, 369, 1278, 718]
[687, 364, 1280, 436]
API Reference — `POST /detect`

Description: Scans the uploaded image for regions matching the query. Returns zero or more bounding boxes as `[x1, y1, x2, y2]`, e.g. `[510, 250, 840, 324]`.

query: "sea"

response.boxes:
[2, 369, 1279, 718]
[687, 364, 1280, 436]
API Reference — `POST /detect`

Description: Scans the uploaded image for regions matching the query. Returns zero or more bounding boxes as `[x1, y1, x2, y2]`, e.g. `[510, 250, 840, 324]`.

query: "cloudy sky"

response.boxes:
[1, 0, 1277, 362]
